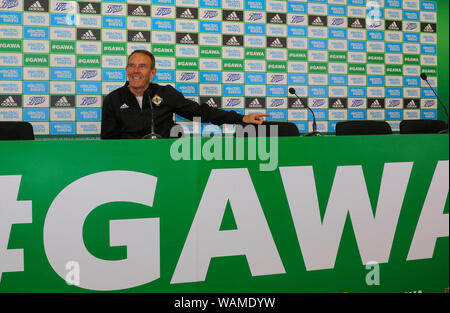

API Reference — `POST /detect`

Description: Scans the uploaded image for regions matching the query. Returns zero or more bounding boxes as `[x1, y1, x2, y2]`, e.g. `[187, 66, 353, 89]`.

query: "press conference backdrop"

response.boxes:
[0, 0, 447, 138]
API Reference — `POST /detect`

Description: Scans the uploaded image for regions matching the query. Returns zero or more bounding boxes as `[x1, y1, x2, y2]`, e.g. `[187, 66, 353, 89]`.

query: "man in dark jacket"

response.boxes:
[101, 50, 268, 139]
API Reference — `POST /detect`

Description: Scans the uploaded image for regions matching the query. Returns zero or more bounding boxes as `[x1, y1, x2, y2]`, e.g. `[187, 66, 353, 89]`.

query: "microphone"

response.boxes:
[142, 88, 162, 139]
[420, 73, 449, 121]
[289, 87, 322, 136]
[420, 73, 449, 133]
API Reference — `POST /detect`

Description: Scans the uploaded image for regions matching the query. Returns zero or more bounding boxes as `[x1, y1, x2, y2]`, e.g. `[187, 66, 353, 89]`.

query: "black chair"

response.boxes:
[399, 119, 449, 134]
[335, 121, 392, 136]
[235, 121, 300, 137]
[0, 122, 35, 140]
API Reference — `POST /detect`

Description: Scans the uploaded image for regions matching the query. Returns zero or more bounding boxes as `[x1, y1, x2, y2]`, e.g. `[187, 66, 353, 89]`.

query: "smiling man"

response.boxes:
[101, 50, 268, 139]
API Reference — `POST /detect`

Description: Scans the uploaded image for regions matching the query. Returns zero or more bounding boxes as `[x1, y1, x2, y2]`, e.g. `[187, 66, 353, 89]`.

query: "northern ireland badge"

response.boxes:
[152, 94, 162, 106]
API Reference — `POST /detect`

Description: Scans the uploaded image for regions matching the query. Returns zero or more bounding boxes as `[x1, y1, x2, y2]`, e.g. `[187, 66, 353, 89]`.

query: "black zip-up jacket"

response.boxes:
[101, 83, 244, 139]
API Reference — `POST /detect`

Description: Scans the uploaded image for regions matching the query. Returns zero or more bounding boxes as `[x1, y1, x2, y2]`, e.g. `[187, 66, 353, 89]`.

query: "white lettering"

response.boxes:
[407, 161, 449, 260]
[43, 171, 159, 291]
[280, 162, 412, 270]
[171, 168, 285, 283]
[0, 176, 32, 282]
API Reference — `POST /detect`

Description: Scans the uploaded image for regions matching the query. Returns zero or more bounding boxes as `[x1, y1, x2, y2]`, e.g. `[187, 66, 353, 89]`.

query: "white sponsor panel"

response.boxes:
[0, 108, 22, 121]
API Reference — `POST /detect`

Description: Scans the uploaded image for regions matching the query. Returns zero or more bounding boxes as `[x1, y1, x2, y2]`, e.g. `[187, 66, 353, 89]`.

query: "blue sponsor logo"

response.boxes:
[385, 0, 401, 8]
[309, 109, 327, 121]
[200, 21, 221, 33]
[176, 83, 199, 96]
[328, 121, 338, 132]
[76, 108, 101, 121]
[348, 109, 367, 120]
[245, 24, 265, 35]
[0, 67, 22, 80]
[288, 74, 307, 85]
[385, 109, 402, 120]
[50, 122, 75, 135]
[308, 39, 327, 50]
[200, 0, 220, 8]
[367, 76, 385, 86]
[224, 73, 242, 83]
[403, 32, 419, 43]
[329, 28, 347, 39]
[50, 68, 75, 81]
[23, 108, 49, 122]
[290, 15, 305, 24]
[329, 75, 348, 86]
[24, 26, 49, 39]
[24, 81, 49, 94]
[310, 98, 327, 108]
[267, 85, 287, 97]
[102, 69, 126, 81]
[152, 18, 175, 31]
[288, 2, 307, 13]
[291, 121, 307, 133]
[348, 0, 366, 5]
[421, 44, 437, 55]
[348, 41, 366, 52]
[154, 70, 175, 83]
[329, 17, 345, 27]
[367, 30, 384, 41]
[421, 1, 437, 11]
[0, 12, 21, 24]
[102, 16, 126, 28]
[421, 88, 437, 98]
[268, 98, 286, 108]
[404, 76, 420, 87]
[288, 26, 307, 37]
[200, 72, 221, 83]
[309, 86, 328, 97]
[245, 73, 266, 84]
[247, 12, 263, 22]
[328, 5, 346, 16]
[25, 96, 47, 106]
[245, 0, 265, 11]
[267, 109, 287, 121]
[403, 11, 419, 21]
[421, 110, 437, 119]
[349, 87, 366, 98]
[386, 87, 403, 98]
[76, 82, 101, 94]
[223, 85, 244, 97]
[50, 14, 76, 26]
[152, 0, 174, 5]
[386, 43, 402, 53]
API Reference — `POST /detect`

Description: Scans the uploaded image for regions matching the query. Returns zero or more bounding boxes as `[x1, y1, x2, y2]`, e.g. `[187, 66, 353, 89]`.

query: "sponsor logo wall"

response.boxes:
[0, 0, 439, 136]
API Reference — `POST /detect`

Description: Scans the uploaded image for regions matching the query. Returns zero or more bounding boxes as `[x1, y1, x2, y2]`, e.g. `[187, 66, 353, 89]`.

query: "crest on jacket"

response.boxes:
[152, 95, 162, 106]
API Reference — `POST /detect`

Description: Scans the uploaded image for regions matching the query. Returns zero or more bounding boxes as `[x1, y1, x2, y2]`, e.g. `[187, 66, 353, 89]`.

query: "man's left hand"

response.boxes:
[242, 113, 270, 125]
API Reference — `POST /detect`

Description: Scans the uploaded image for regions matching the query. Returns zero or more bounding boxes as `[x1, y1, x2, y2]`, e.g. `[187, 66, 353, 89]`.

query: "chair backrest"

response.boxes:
[335, 121, 392, 136]
[0, 122, 35, 140]
[235, 121, 300, 137]
[399, 119, 448, 134]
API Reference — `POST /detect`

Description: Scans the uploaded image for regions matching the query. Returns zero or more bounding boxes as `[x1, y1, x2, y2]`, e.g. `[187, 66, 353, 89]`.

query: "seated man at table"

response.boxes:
[101, 50, 267, 139]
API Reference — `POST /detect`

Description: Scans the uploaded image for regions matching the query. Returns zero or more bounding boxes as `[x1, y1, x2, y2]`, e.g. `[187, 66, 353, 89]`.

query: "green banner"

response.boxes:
[0, 135, 448, 293]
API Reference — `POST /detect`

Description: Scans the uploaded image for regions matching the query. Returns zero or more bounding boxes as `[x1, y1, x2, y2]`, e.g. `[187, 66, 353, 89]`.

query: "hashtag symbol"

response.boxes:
[0, 176, 32, 283]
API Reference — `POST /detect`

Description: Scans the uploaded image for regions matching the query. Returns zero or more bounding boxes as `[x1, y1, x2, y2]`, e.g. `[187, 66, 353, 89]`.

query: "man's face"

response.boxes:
[126, 53, 157, 92]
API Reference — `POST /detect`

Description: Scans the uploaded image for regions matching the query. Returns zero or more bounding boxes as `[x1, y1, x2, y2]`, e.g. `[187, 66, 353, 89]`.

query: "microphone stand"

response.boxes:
[142, 90, 162, 139]
[421, 74, 449, 134]
[289, 88, 322, 136]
